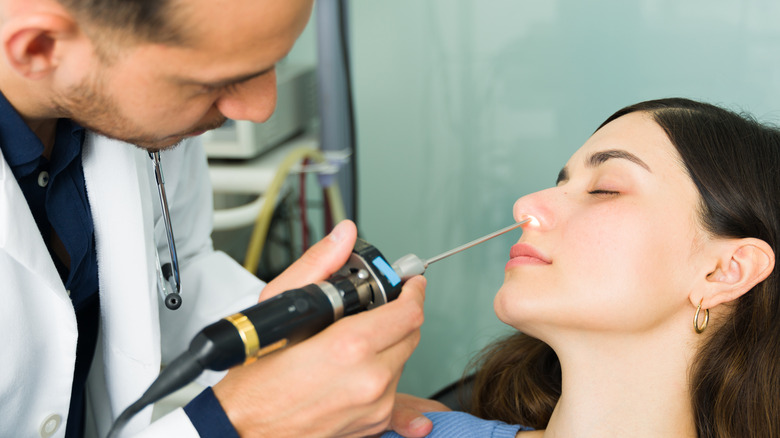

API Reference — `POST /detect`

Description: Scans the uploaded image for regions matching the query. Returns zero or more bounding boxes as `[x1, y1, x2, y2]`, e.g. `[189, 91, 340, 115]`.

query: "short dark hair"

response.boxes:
[58, 0, 187, 45]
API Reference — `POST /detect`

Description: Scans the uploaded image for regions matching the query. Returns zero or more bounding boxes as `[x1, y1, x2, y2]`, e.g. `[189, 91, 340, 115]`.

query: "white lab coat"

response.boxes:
[0, 133, 264, 437]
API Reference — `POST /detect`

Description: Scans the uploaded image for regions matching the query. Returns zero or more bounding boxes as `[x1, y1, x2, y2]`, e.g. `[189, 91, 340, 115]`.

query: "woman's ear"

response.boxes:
[2, 12, 80, 80]
[697, 238, 775, 309]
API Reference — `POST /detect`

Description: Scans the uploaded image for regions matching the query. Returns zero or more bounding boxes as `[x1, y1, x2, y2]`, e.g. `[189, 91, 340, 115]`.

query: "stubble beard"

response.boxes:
[52, 69, 226, 152]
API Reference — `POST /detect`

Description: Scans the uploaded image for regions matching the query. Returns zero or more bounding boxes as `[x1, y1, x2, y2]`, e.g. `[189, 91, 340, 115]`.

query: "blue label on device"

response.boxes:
[372, 256, 401, 286]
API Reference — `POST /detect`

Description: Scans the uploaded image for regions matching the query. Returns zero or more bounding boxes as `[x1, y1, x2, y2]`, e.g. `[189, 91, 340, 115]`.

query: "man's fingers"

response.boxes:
[386, 394, 450, 438]
[387, 408, 432, 438]
[338, 275, 427, 355]
[296, 275, 426, 397]
[259, 220, 357, 300]
[387, 406, 433, 438]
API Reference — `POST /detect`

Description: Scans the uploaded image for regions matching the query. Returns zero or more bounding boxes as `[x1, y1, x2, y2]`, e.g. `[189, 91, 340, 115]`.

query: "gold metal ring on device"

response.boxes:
[225, 313, 260, 361]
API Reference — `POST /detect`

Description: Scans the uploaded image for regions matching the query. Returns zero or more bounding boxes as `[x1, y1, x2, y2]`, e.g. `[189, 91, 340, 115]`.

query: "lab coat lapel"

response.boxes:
[82, 133, 160, 424]
[0, 150, 65, 294]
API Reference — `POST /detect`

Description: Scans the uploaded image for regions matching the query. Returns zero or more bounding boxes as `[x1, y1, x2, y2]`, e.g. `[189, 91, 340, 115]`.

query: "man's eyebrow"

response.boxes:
[182, 65, 275, 88]
[556, 149, 651, 185]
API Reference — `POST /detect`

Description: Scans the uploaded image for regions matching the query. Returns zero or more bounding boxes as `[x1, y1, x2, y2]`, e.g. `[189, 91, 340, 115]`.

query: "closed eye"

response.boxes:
[219, 82, 242, 94]
[200, 82, 242, 95]
[588, 189, 620, 196]
[187, 65, 275, 96]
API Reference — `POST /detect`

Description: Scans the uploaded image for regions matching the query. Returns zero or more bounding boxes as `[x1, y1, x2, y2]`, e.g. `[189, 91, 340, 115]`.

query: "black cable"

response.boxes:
[106, 350, 204, 438]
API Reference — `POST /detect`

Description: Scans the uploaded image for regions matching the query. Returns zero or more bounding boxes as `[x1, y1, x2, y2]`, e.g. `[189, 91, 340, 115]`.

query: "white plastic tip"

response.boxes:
[522, 215, 540, 227]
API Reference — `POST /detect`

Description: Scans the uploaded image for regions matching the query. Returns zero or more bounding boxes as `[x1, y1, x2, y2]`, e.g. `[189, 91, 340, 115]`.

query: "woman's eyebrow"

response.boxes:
[556, 149, 651, 185]
[587, 149, 652, 172]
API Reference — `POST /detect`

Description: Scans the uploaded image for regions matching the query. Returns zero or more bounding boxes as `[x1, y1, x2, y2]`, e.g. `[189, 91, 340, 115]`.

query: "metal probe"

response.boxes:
[391, 218, 531, 281]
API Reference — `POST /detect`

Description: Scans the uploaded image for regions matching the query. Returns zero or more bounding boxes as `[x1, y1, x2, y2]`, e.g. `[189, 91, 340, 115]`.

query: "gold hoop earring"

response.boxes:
[694, 299, 709, 334]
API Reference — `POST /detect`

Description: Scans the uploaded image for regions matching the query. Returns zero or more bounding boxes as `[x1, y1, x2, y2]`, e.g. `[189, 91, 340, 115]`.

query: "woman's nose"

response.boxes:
[513, 188, 556, 230]
[215, 68, 278, 123]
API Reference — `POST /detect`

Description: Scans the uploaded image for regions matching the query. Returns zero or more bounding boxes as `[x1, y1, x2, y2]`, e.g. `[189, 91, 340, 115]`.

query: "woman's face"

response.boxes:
[496, 112, 709, 339]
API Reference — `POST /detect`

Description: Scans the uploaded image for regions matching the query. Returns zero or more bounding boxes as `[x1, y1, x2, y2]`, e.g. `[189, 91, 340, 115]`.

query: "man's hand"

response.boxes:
[213, 220, 428, 437]
[256, 220, 358, 302]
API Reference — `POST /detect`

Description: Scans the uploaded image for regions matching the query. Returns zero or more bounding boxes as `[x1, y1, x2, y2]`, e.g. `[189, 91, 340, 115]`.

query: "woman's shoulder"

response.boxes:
[382, 411, 534, 438]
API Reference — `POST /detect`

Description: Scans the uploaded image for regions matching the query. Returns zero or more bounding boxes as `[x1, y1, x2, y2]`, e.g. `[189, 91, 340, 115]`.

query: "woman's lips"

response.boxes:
[506, 243, 551, 269]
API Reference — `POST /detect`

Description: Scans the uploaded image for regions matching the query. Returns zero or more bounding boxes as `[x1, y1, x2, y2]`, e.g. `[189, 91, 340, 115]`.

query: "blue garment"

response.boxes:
[183, 387, 240, 438]
[0, 92, 237, 436]
[382, 411, 533, 438]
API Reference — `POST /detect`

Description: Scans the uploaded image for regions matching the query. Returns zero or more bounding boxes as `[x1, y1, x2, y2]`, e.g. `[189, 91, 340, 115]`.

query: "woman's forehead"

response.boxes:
[566, 112, 681, 174]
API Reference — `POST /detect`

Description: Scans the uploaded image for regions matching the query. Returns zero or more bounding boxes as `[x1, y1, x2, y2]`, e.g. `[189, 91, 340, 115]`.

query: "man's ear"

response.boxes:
[2, 13, 79, 80]
[696, 238, 775, 309]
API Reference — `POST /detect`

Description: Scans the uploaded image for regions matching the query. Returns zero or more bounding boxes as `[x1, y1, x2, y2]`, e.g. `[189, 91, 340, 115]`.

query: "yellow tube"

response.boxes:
[243, 147, 346, 274]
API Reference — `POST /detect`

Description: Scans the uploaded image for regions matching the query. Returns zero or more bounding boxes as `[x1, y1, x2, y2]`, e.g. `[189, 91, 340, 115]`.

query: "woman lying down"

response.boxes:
[384, 98, 779, 438]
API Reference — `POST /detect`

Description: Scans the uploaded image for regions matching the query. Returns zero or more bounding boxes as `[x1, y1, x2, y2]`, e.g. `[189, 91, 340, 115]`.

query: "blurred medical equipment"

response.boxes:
[207, 137, 347, 270]
[149, 151, 183, 310]
[316, 0, 357, 221]
[107, 219, 528, 437]
[239, 146, 346, 273]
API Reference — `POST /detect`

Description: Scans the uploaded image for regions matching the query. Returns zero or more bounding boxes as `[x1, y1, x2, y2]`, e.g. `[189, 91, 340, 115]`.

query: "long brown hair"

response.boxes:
[468, 98, 780, 437]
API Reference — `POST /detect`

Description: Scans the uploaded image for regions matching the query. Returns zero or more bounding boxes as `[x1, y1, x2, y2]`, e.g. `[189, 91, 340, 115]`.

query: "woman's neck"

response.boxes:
[539, 327, 698, 438]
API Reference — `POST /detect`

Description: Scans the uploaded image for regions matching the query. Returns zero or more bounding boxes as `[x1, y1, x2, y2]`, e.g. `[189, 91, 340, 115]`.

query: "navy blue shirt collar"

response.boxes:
[0, 91, 84, 176]
[0, 91, 44, 172]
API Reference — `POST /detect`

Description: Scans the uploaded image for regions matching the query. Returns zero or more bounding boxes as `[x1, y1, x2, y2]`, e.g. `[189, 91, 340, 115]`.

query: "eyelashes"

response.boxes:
[588, 189, 620, 196]
[554, 174, 623, 197]
[219, 82, 242, 94]
[198, 82, 242, 95]
[554, 182, 620, 196]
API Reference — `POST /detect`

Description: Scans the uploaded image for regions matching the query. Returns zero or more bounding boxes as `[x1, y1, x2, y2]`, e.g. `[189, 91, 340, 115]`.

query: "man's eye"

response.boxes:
[220, 82, 241, 94]
[198, 82, 241, 94]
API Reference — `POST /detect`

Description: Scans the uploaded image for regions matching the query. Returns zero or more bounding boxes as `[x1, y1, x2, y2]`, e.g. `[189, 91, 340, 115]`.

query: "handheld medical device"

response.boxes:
[107, 219, 528, 437]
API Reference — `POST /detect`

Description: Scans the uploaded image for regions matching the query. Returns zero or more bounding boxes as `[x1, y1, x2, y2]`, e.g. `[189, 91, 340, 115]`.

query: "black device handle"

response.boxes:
[189, 284, 335, 370]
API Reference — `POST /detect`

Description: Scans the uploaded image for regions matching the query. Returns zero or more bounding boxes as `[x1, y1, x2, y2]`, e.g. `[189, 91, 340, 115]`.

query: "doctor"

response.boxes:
[0, 0, 444, 437]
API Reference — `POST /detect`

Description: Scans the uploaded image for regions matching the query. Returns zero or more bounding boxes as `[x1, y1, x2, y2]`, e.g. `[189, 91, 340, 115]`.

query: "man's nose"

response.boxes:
[215, 69, 278, 123]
